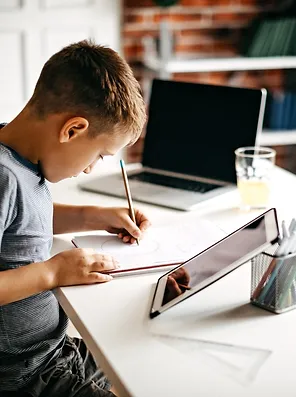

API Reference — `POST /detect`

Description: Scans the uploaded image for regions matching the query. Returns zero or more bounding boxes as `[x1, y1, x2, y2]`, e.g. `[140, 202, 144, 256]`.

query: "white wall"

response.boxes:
[0, 0, 122, 121]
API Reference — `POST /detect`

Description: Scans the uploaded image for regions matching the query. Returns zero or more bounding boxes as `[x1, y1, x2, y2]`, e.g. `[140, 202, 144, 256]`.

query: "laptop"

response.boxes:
[80, 79, 267, 211]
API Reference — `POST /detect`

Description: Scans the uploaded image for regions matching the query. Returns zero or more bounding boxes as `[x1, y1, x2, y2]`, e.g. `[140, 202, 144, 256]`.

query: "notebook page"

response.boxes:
[72, 219, 226, 269]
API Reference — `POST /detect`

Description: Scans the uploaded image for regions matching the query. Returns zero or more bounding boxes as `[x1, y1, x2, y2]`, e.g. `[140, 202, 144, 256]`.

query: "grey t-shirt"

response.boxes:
[0, 128, 68, 391]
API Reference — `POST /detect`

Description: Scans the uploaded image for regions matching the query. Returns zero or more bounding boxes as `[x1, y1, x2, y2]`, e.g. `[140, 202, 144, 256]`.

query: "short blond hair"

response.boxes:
[29, 40, 146, 142]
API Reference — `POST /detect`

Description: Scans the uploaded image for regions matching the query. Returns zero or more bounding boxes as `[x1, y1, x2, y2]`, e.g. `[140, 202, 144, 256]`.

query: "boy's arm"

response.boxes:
[0, 249, 117, 306]
[53, 203, 100, 234]
[0, 261, 53, 306]
[53, 203, 128, 234]
[53, 203, 149, 242]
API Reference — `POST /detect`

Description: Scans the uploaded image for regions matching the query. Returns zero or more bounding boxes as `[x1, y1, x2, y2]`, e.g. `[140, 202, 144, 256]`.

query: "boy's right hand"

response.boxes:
[45, 248, 119, 288]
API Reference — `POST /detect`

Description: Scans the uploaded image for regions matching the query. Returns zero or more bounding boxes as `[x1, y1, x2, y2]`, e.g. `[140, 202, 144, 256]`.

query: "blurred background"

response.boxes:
[1, 0, 296, 172]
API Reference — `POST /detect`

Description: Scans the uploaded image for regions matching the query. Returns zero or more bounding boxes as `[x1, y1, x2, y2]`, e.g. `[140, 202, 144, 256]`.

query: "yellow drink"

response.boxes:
[237, 179, 270, 208]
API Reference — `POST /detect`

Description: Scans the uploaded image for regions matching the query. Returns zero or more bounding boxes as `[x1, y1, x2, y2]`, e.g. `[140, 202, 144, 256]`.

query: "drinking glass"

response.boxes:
[235, 146, 276, 209]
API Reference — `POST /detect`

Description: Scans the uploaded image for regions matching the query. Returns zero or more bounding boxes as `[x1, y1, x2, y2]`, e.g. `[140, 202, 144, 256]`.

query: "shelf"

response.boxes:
[144, 56, 296, 74]
[260, 130, 296, 146]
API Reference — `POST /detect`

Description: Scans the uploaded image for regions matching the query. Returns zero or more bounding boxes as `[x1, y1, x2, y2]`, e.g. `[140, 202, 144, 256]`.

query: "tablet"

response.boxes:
[149, 208, 279, 318]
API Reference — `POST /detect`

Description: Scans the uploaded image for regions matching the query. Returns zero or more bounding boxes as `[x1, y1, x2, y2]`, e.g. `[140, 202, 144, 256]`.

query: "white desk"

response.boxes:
[51, 166, 296, 397]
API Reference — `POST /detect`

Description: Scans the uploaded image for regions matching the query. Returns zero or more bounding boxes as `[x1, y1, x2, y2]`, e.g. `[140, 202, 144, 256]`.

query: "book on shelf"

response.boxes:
[243, 17, 296, 57]
[241, 15, 296, 133]
[265, 91, 296, 131]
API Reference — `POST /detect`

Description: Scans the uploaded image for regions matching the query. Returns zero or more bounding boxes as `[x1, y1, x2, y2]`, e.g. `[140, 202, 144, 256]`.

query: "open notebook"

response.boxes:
[72, 218, 226, 277]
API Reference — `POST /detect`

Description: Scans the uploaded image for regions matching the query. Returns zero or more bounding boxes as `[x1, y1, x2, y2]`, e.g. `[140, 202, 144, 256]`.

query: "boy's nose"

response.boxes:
[83, 166, 91, 174]
[83, 161, 96, 174]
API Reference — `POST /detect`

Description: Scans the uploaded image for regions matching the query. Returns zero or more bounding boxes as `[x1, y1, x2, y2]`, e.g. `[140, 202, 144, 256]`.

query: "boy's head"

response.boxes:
[28, 40, 146, 182]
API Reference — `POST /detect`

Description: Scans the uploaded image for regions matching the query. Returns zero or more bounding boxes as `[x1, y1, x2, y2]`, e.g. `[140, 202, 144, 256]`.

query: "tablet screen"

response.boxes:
[150, 208, 279, 318]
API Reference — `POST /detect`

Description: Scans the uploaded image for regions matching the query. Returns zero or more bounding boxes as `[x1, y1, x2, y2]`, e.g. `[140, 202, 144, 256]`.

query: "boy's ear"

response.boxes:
[59, 117, 89, 143]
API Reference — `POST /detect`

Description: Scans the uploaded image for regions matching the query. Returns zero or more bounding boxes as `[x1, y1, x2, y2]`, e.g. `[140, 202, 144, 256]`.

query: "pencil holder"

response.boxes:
[251, 244, 296, 314]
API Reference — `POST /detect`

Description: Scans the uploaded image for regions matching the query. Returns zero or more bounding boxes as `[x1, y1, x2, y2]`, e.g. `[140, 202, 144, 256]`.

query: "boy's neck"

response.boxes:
[0, 107, 43, 165]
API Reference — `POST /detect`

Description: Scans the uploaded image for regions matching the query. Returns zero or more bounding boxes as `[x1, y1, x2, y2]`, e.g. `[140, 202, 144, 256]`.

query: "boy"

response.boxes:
[0, 40, 150, 396]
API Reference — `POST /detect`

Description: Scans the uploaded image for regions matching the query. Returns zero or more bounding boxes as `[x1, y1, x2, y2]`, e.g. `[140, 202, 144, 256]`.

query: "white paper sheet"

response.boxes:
[72, 218, 226, 270]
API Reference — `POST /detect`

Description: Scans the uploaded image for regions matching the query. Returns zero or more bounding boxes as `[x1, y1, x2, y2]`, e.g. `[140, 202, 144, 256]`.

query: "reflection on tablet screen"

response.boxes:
[150, 208, 279, 318]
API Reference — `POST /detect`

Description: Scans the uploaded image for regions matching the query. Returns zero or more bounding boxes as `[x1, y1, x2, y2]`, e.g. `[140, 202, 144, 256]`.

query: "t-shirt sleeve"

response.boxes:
[0, 166, 17, 248]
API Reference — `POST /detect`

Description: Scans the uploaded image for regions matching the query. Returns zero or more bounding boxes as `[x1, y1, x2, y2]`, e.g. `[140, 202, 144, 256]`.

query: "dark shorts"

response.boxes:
[2, 336, 115, 397]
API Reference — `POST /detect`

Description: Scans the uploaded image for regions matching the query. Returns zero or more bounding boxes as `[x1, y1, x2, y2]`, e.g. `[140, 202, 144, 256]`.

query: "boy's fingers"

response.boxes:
[123, 235, 131, 243]
[92, 253, 114, 262]
[122, 216, 141, 239]
[139, 219, 151, 232]
[92, 254, 119, 271]
[90, 273, 113, 283]
[135, 210, 151, 229]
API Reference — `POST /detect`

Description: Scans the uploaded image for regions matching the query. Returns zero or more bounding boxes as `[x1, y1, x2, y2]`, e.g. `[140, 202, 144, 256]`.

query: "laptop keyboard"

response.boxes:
[129, 172, 220, 193]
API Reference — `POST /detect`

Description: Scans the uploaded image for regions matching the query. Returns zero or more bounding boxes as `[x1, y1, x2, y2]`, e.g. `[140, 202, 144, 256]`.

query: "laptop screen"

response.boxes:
[142, 79, 265, 184]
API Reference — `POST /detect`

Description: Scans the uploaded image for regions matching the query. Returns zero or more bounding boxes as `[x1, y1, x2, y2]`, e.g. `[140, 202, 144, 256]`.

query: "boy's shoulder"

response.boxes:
[0, 142, 39, 181]
[0, 146, 18, 197]
[0, 144, 19, 181]
[0, 147, 18, 222]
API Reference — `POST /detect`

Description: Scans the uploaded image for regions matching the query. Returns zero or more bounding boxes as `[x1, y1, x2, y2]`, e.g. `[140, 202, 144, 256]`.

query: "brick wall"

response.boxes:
[124, 0, 260, 62]
[123, 0, 291, 166]
[122, 0, 283, 68]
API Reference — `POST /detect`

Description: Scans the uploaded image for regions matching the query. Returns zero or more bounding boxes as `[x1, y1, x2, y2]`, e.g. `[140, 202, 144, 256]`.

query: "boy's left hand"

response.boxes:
[87, 206, 151, 244]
